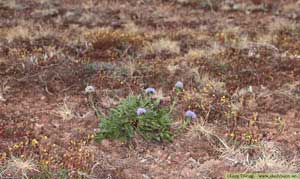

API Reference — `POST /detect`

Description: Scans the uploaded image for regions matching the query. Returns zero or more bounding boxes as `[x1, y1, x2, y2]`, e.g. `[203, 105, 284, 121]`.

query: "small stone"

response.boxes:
[85, 85, 96, 93]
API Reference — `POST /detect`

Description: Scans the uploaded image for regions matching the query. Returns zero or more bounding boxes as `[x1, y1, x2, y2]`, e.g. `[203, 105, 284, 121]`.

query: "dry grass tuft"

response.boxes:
[143, 38, 180, 55]
[282, 3, 300, 15]
[220, 141, 298, 172]
[0, 20, 57, 43]
[188, 122, 214, 139]
[121, 60, 139, 77]
[208, 42, 226, 55]
[252, 142, 297, 172]
[0, 0, 22, 10]
[124, 21, 141, 34]
[176, 0, 222, 10]
[188, 122, 230, 152]
[184, 49, 207, 60]
[199, 74, 227, 94]
[1, 26, 32, 42]
[167, 63, 180, 75]
[234, 35, 251, 49]
[54, 99, 74, 121]
[0, 156, 39, 179]
[256, 33, 275, 45]
[268, 18, 296, 33]
[85, 28, 144, 50]
[274, 81, 300, 101]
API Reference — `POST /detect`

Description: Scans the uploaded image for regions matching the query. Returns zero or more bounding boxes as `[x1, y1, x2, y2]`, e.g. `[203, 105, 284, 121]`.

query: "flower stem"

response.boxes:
[89, 94, 102, 119]
[169, 90, 180, 114]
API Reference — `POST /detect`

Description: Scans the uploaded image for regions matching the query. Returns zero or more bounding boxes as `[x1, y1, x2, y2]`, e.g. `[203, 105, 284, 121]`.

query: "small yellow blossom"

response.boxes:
[220, 96, 226, 104]
[32, 139, 39, 146]
[13, 144, 19, 149]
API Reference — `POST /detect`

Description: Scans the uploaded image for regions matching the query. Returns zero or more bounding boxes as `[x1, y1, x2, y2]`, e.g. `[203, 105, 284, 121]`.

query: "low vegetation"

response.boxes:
[96, 94, 173, 142]
[0, 0, 299, 178]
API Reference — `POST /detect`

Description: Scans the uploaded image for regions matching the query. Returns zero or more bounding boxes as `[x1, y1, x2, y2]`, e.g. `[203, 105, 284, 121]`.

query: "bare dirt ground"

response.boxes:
[0, 0, 300, 178]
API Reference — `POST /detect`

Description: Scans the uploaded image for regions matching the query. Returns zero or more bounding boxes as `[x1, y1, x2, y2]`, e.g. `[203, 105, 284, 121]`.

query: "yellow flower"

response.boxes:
[220, 96, 226, 104]
[13, 144, 19, 149]
[43, 136, 48, 140]
[90, 134, 95, 139]
[32, 139, 39, 146]
[42, 160, 49, 165]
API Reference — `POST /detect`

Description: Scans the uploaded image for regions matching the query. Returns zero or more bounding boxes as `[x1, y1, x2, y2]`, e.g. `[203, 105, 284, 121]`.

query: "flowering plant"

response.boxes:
[185, 110, 197, 119]
[96, 95, 172, 142]
[145, 87, 156, 94]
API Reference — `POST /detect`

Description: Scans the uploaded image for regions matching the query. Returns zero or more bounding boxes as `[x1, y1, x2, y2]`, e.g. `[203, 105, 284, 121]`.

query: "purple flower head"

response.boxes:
[136, 107, 147, 116]
[145, 87, 156, 94]
[175, 81, 184, 89]
[185, 110, 197, 119]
